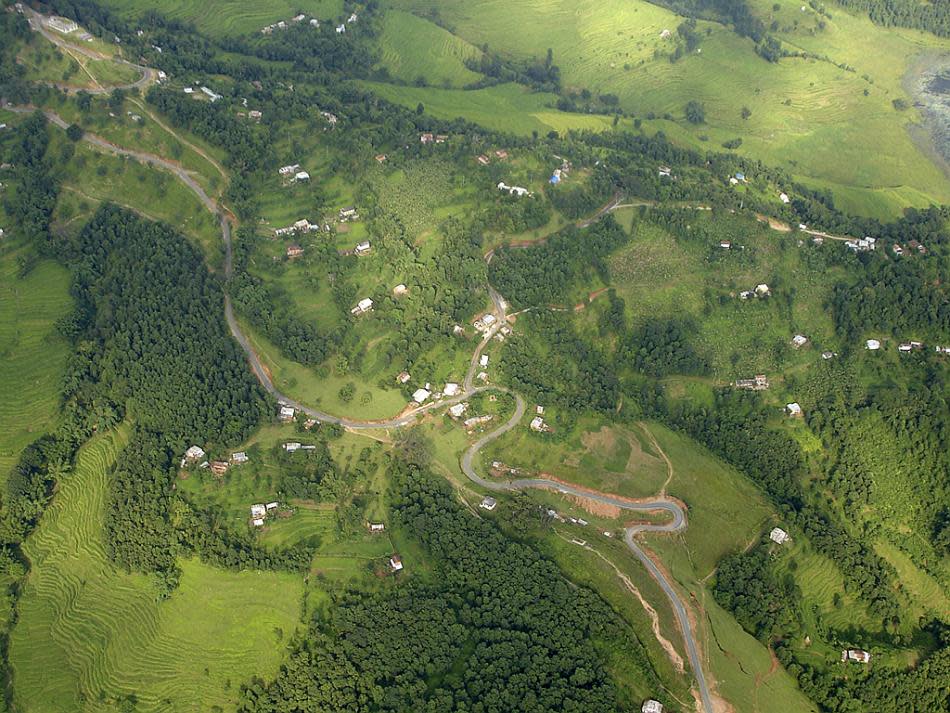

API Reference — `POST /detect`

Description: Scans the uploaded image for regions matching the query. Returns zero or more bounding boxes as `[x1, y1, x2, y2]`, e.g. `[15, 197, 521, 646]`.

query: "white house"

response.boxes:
[278, 164, 300, 176]
[351, 298, 373, 315]
[231, 451, 248, 464]
[530, 416, 546, 432]
[536, 405, 544, 415]
[444, 382, 460, 397]
[480, 354, 489, 367]
[785, 402, 803, 417]
[279, 405, 296, 421]
[393, 284, 408, 296]
[184, 445, 206, 461]
[252, 518, 264, 527]
[283, 442, 301, 452]
[866, 339, 881, 351]
[449, 403, 468, 418]
[266, 502, 278, 511]
[769, 527, 789, 545]
[412, 388, 431, 404]
[389, 555, 403, 571]
[369, 522, 385, 533]
[294, 171, 310, 182]
[792, 334, 808, 348]
[200, 86, 222, 102]
[396, 371, 411, 384]
[642, 700, 664, 713]
[480, 496, 497, 511]
[780, 192, 790, 204]
[336, 23, 345, 33]
[250, 503, 266, 518]
[842, 649, 871, 664]
[47, 16, 78, 34]
[348, 13, 358, 22]
[355, 240, 371, 255]
[183, 87, 195, 94]
[755, 283, 771, 297]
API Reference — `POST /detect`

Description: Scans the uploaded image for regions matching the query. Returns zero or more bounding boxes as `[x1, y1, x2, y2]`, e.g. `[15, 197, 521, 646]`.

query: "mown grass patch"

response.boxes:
[0, 236, 72, 482]
[10, 427, 304, 713]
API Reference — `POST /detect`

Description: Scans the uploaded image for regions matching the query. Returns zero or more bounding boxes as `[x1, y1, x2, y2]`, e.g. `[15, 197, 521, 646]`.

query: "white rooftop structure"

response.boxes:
[412, 388, 431, 404]
[443, 382, 460, 397]
[355, 240, 371, 254]
[866, 339, 881, 351]
[295, 171, 310, 182]
[47, 16, 78, 34]
[250, 503, 266, 518]
[279, 405, 296, 421]
[480, 354, 489, 367]
[449, 403, 468, 418]
[266, 501, 278, 510]
[785, 402, 802, 417]
[642, 700, 664, 713]
[184, 445, 206, 461]
[769, 527, 789, 545]
[231, 451, 248, 464]
[479, 496, 497, 511]
[389, 555, 403, 571]
[755, 283, 771, 296]
[779, 192, 790, 204]
[252, 518, 264, 527]
[530, 416, 545, 431]
[792, 334, 808, 347]
[278, 164, 300, 176]
[284, 442, 301, 452]
[351, 297, 373, 315]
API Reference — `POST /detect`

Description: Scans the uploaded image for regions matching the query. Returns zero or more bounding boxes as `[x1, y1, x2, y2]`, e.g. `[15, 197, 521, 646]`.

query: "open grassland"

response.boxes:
[389, 0, 950, 216]
[55, 141, 223, 266]
[377, 11, 483, 87]
[98, 0, 343, 36]
[0, 236, 72, 482]
[10, 427, 303, 713]
[361, 80, 618, 135]
[17, 33, 139, 90]
[485, 416, 671, 499]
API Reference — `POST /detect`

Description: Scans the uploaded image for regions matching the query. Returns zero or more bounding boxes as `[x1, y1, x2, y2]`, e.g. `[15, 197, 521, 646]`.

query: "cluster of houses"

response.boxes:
[249, 501, 279, 527]
[734, 374, 769, 391]
[179, 445, 248, 475]
[497, 182, 531, 197]
[475, 150, 509, 166]
[411, 381, 461, 405]
[739, 283, 771, 300]
[530, 405, 549, 432]
[275, 218, 320, 237]
[278, 163, 310, 183]
[335, 13, 359, 33]
[863, 338, 948, 355]
[261, 14, 320, 34]
[420, 133, 448, 145]
[182, 85, 223, 102]
[892, 240, 927, 256]
[845, 236, 876, 253]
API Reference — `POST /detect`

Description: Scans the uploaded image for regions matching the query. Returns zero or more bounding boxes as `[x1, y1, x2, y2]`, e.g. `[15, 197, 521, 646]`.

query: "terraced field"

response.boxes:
[0, 237, 72, 481]
[10, 428, 304, 713]
[376, 11, 483, 87]
[388, 0, 950, 216]
[98, 0, 343, 36]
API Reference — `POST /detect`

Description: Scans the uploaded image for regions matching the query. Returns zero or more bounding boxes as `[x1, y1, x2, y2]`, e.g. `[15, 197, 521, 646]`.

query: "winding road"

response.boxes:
[5, 104, 715, 711]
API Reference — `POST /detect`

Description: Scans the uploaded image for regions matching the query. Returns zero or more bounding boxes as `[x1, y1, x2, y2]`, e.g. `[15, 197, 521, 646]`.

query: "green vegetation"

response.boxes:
[10, 427, 303, 713]
[376, 11, 483, 87]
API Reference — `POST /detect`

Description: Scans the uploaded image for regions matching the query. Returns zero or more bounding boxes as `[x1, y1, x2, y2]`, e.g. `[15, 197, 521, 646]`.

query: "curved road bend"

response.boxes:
[8, 110, 713, 710]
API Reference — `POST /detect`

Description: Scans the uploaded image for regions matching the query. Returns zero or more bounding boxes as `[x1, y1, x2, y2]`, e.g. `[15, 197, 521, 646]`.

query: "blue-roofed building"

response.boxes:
[735, 172, 746, 181]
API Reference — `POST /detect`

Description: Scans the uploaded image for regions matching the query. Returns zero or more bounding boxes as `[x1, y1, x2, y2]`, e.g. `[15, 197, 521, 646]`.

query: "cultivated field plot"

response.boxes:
[376, 11, 483, 87]
[389, 0, 950, 216]
[0, 237, 72, 482]
[97, 0, 344, 36]
[10, 428, 303, 713]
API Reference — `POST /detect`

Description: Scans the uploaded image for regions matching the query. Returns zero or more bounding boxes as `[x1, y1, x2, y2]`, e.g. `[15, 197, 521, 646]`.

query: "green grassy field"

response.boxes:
[18, 33, 140, 89]
[485, 416, 671, 498]
[10, 427, 304, 713]
[387, 0, 950, 217]
[98, 0, 343, 36]
[377, 10, 483, 87]
[607, 211, 845, 381]
[362, 80, 618, 135]
[0, 235, 72, 482]
[55, 141, 223, 266]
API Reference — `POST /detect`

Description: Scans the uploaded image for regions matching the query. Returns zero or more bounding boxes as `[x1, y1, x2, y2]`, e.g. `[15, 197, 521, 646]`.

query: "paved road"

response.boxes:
[9, 108, 713, 709]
